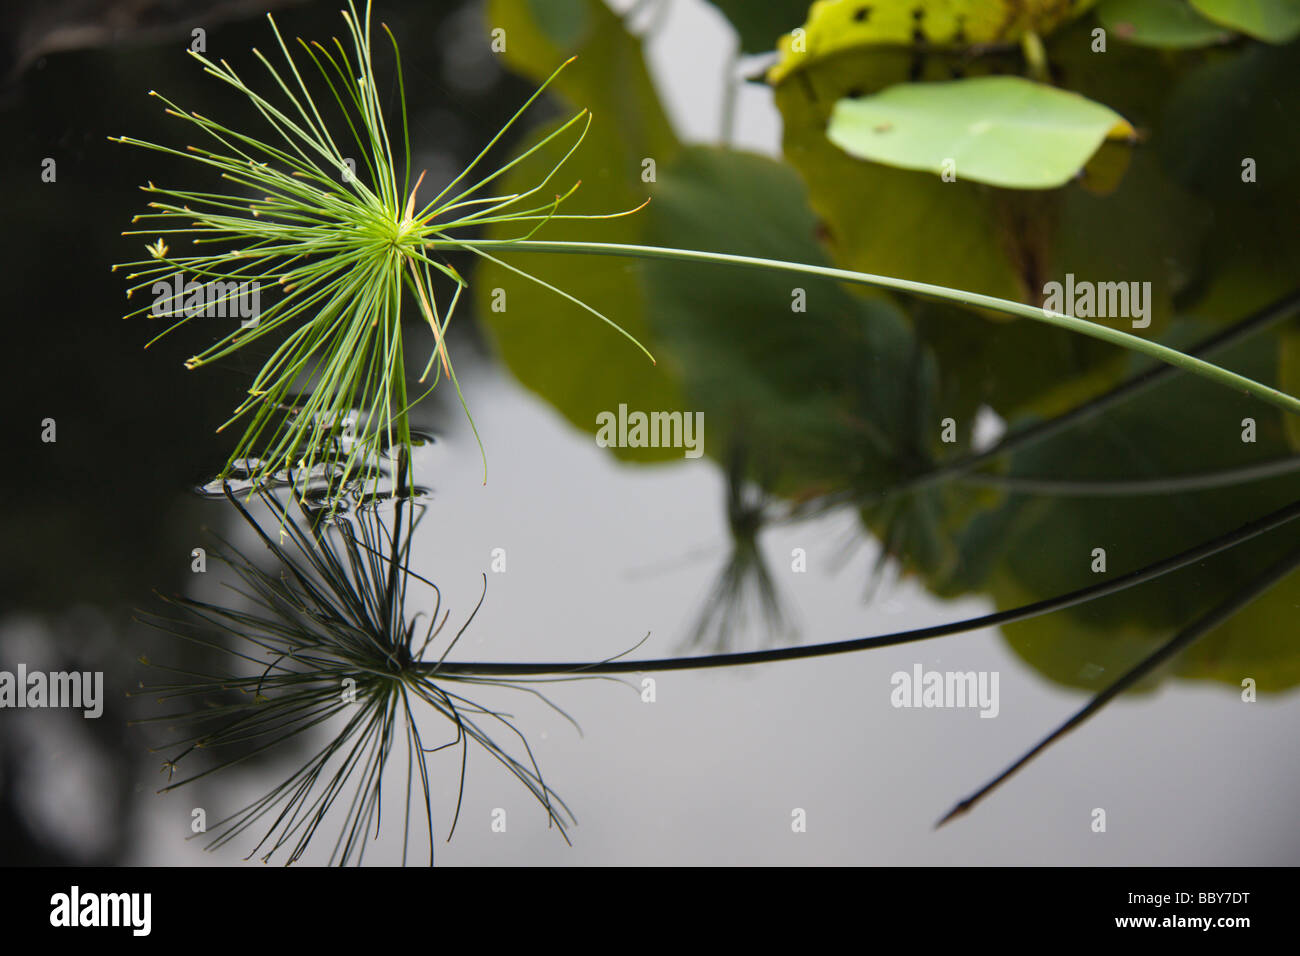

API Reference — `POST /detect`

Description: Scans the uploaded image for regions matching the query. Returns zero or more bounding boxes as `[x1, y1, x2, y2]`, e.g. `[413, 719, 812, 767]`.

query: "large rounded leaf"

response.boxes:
[768, 0, 1102, 85]
[1189, 0, 1300, 41]
[1097, 0, 1235, 47]
[774, 46, 1031, 305]
[827, 76, 1135, 190]
[475, 0, 687, 463]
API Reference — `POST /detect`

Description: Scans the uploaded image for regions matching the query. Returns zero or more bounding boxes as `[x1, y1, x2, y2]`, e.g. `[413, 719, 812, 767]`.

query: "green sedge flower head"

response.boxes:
[112, 0, 651, 504]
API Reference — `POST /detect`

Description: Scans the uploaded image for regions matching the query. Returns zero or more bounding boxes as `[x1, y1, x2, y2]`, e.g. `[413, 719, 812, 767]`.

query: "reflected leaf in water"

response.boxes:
[133, 486, 580, 865]
[685, 441, 793, 653]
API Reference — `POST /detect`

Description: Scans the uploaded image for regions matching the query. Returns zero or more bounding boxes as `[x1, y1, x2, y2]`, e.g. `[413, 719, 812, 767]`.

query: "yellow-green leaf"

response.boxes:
[768, 0, 1101, 85]
[827, 76, 1135, 190]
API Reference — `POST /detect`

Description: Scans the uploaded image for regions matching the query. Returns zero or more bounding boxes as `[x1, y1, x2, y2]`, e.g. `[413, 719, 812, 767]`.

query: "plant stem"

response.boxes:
[1020, 31, 1049, 83]
[801, 288, 1300, 513]
[443, 239, 1300, 417]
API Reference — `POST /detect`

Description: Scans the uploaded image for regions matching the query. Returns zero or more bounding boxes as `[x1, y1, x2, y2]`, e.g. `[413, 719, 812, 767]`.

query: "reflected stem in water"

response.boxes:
[937, 541, 1300, 827]
[428, 496, 1300, 676]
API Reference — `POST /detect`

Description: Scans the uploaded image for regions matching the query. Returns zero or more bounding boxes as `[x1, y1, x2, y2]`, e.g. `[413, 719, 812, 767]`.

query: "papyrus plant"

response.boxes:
[113, 1, 651, 500]
[113, 1, 1300, 508]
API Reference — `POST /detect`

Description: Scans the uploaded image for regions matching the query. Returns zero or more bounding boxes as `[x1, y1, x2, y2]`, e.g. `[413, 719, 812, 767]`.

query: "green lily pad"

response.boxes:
[1097, 0, 1236, 47]
[1189, 0, 1300, 41]
[827, 76, 1135, 190]
[774, 48, 1030, 306]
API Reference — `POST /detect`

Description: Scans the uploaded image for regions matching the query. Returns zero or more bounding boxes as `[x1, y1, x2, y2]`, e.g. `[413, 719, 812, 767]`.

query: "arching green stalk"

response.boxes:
[441, 238, 1300, 417]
